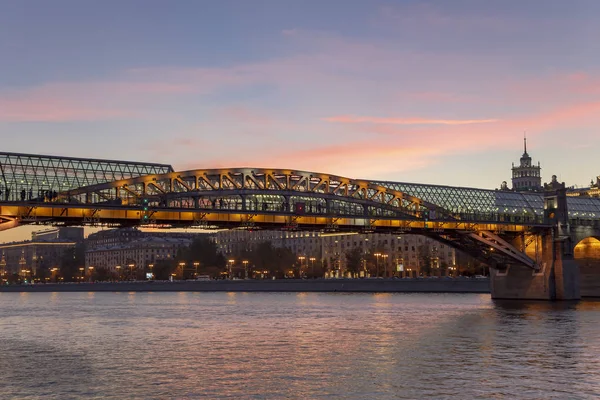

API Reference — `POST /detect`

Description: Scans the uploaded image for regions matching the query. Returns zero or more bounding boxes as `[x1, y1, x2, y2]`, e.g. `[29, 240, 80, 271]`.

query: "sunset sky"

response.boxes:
[1, 0, 599, 192]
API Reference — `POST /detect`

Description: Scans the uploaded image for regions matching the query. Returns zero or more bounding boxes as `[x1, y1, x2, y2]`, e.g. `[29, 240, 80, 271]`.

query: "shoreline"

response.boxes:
[0, 278, 490, 293]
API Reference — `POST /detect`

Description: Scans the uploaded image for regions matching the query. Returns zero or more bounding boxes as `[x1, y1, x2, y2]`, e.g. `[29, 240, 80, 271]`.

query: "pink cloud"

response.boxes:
[176, 141, 442, 179]
[323, 115, 499, 125]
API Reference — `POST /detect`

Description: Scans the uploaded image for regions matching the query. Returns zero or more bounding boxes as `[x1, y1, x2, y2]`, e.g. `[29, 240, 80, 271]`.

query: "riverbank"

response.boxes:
[0, 278, 490, 293]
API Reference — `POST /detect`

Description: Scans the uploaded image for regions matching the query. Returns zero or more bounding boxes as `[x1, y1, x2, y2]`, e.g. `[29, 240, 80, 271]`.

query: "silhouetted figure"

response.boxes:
[20, 189, 26, 201]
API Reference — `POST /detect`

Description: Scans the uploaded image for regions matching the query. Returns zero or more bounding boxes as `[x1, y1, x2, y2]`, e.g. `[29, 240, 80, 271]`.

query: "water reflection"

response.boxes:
[0, 293, 599, 399]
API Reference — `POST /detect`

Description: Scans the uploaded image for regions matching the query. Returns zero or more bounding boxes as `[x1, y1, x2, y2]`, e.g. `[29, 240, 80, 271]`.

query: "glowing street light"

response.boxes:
[128, 263, 135, 280]
[242, 260, 249, 279]
[178, 262, 186, 280]
[382, 254, 389, 278]
[193, 261, 200, 277]
[298, 256, 306, 278]
[374, 252, 381, 277]
[309, 257, 316, 278]
[228, 259, 235, 280]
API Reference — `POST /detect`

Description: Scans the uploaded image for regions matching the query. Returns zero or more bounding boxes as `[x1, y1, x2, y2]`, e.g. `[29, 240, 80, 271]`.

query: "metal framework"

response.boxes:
[377, 180, 600, 222]
[2, 152, 600, 270]
[64, 168, 450, 221]
[0, 151, 173, 202]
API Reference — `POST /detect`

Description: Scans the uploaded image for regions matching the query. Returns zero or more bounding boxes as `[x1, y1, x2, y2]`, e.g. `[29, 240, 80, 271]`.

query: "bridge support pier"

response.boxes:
[490, 234, 580, 300]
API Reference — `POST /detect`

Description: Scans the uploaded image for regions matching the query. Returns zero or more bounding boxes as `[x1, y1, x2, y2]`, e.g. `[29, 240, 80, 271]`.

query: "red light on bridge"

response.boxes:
[294, 202, 305, 214]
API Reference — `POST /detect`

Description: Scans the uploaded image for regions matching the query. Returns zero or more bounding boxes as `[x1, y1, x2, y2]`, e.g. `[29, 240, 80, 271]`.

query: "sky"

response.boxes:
[1, 0, 600, 241]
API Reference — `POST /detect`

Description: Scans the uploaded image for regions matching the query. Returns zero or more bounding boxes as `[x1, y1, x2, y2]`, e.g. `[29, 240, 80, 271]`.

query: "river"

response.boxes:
[0, 292, 599, 399]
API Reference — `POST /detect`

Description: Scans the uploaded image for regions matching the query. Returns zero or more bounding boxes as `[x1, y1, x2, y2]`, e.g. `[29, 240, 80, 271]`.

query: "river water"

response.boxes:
[0, 292, 599, 399]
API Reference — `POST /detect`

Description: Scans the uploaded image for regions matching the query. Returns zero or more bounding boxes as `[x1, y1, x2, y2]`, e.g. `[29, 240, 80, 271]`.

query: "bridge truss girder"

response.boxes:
[0, 202, 535, 232]
[0, 202, 542, 268]
[424, 230, 543, 270]
[0, 216, 18, 232]
[64, 168, 454, 221]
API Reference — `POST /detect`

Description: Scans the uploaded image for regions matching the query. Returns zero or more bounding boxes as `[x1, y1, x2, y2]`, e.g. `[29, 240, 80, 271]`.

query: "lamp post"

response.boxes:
[298, 256, 305, 278]
[193, 262, 199, 278]
[148, 263, 154, 280]
[228, 259, 235, 280]
[309, 257, 316, 278]
[88, 266, 94, 282]
[242, 260, 249, 279]
[178, 262, 186, 280]
[128, 263, 135, 281]
[116, 265, 121, 281]
[374, 252, 381, 277]
[79, 267, 84, 282]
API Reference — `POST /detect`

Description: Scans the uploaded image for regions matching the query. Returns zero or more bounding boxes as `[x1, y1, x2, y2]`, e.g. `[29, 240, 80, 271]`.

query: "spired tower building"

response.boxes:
[511, 135, 542, 191]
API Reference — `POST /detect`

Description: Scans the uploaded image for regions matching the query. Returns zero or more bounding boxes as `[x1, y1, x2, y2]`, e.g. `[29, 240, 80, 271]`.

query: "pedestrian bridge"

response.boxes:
[1, 151, 600, 300]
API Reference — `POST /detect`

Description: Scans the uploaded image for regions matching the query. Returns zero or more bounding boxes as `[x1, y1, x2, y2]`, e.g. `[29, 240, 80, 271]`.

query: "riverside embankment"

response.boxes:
[0, 278, 490, 293]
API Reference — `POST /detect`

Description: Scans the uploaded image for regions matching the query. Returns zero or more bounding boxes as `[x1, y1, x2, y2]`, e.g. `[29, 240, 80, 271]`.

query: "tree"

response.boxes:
[94, 267, 112, 282]
[177, 236, 226, 278]
[345, 247, 363, 277]
[247, 241, 296, 279]
[417, 244, 432, 276]
[59, 243, 86, 282]
[153, 259, 176, 280]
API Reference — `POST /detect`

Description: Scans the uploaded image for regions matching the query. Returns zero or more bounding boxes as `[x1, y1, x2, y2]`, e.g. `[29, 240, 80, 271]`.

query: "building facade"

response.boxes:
[567, 176, 600, 198]
[0, 227, 83, 276]
[85, 228, 201, 272]
[213, 229, 456, 277]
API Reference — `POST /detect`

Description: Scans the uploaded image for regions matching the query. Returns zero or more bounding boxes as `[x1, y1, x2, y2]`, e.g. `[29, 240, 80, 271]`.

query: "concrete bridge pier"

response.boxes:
[490, 233, 580, 300]
[491, 178, 581, 300]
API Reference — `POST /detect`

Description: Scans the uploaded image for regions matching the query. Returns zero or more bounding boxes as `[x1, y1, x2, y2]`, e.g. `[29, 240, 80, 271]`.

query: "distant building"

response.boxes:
[85, 228, 202, 272]
[567, 176, 600, 198]
[213, 230, 456, 277]
[511, 135, 542, 191]
[32, 227, 84, 242]
[0, 227, 83, 275]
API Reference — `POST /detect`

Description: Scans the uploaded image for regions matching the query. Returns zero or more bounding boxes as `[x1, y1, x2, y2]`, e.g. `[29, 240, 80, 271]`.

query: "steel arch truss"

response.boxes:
[65, 168, 451, 223]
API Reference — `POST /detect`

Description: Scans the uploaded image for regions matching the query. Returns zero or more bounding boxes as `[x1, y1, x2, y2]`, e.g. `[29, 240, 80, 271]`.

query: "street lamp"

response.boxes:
[228, 259, 235, 280]
[116, 265, 121, 281]
[148, 263, 154, 280]
[178, 262, 186, 280]
[128, 263, 135, 281]
[79, 267, 84, 282]
[88, 266, 94, 282]
[309, 257, 316, 278]
[242, 260, 249, 279]
[193, 262, 199, 278]
[374, 252, 381, 277]
[298, 256, 305, 278]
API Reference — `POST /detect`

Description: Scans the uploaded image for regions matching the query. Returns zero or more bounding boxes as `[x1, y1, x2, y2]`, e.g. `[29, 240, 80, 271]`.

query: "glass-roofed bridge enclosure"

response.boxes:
[0, 152, 173, 202]
[375, 180, 600, 224]
[1, 151, 599, 226]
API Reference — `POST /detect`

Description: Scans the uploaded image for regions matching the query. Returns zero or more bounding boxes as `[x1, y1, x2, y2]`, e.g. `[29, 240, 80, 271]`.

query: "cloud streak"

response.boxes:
[323, 115, 499, 125]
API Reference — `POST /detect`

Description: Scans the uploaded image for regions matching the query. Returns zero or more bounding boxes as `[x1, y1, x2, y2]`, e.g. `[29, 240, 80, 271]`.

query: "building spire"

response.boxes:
[524, 131, 527, 154]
